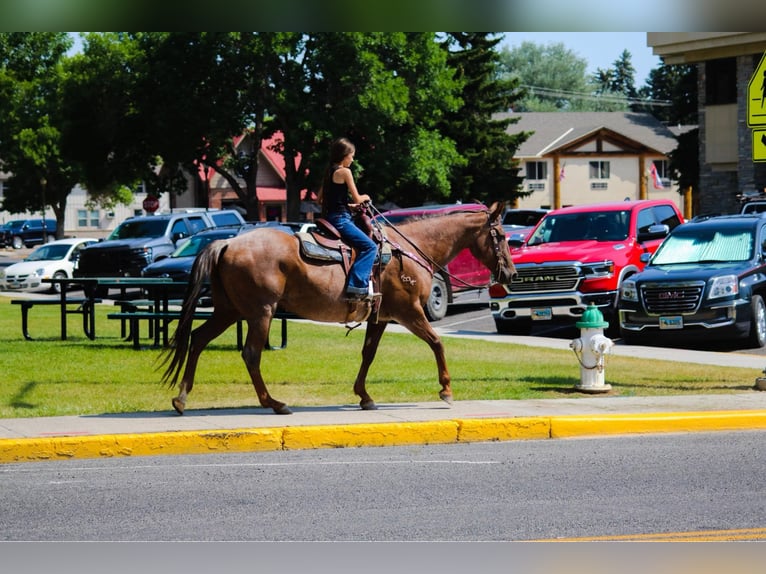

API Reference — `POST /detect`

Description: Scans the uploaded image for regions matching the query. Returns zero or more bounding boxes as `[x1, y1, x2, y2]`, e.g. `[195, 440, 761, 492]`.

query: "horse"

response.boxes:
[160, 201, 515, 415]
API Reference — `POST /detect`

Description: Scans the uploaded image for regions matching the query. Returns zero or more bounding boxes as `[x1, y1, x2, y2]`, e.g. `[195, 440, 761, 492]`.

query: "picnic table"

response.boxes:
[16, 276, 176, 341]
[12, 276, 291, 350]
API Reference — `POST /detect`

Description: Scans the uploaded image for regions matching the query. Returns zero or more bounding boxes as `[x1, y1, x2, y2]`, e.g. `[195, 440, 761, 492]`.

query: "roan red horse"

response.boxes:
[161, 201, 515, 415]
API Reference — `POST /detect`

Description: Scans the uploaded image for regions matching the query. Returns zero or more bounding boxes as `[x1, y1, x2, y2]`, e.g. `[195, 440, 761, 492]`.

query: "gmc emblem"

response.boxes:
[658, 291, 684, 300]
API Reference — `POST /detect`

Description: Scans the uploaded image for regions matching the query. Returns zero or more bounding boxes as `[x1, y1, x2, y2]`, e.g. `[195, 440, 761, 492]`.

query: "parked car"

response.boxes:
[75, 210, 245, 284]
[489, 199, 684, 335]
[619, 213, 766, 348]
[0, 218, 57, 249]
[502, 208, 549, 244]
[141, 224, 257, 297]
[0, 237, 98, 293]
[252, 220, 315, 234]
[375, 203, 493, 321]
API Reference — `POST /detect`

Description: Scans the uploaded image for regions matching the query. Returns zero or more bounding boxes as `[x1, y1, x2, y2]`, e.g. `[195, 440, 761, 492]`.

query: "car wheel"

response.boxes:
[11, 235, 23, 249]
[425, 274, 448, 322]
[748, 294, 766, 347]
[49, 271, 67, 294]
[494, 317, 532, 335]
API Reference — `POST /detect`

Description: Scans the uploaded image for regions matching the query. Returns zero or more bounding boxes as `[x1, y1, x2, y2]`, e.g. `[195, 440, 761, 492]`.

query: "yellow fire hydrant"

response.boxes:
[570, 303, 613, 393]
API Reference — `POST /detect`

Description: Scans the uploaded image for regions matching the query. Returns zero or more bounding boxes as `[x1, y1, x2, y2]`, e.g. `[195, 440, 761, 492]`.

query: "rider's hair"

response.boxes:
[320, 138, 356, 214]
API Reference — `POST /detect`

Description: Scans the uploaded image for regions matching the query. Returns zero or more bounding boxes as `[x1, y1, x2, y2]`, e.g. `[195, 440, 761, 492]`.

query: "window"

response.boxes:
[526, 161, 547, 180]
[589, 161, 610, 180]
[77, 209, 100, 227]
[705, 58, 737, 105]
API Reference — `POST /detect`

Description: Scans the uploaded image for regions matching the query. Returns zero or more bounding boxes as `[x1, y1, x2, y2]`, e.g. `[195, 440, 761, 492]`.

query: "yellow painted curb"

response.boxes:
[2, 410, 766, 464]
[282, 421, 459, 450]
[457, 417, 551, 442]
[0, 428, 283, 463]
[551, 410, 766, 438]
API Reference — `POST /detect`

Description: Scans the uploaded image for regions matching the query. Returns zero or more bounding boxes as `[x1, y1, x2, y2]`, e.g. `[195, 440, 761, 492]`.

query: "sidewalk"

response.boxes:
[2, 324, 766, 464]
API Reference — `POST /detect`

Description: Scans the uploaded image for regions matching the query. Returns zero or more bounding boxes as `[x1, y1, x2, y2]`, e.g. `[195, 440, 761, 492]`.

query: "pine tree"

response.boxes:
[440, 32, 528, 205]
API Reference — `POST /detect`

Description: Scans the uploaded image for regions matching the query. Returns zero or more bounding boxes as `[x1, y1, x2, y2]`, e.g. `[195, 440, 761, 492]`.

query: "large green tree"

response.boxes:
[278, 32, 466, 215]
[440, 32, 526, 204]
[0, 32, 76, 236]
[499, 41, 628, 112]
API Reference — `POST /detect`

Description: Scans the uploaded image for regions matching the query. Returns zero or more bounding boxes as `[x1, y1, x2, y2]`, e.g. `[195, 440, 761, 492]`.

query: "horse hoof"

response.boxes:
[439, 392, 453, 406]
[273, 404, 292, 415]
[172, 397, 185, 415]
[360, 399, 378, 411]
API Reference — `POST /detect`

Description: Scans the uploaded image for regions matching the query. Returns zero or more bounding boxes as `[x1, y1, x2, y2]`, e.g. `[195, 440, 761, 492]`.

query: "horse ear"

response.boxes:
[488, 201, 504, 220]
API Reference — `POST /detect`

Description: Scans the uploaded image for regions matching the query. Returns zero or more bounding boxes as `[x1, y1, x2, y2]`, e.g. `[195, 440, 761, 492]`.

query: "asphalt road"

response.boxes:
[2, 430, 764, 541]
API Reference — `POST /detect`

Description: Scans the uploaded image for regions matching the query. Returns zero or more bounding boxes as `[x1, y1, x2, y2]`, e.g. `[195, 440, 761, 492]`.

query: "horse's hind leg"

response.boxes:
[172, 313, 236, 415]
[242, 316, 291, 415]
[353, 321, 389, 410]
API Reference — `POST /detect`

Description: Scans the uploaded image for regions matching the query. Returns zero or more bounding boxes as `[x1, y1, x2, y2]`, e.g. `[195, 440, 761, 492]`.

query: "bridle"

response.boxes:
[371, 204, 511, 290]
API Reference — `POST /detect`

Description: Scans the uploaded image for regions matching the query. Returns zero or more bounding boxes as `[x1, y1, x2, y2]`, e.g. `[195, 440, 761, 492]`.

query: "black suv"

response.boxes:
[75, 211, 243, 281]
[0, 218, 57, 249]
[618, 213, 766, 348]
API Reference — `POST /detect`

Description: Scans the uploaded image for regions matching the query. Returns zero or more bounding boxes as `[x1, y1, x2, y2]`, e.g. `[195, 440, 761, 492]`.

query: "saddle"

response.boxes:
[295, 215, 392, 276]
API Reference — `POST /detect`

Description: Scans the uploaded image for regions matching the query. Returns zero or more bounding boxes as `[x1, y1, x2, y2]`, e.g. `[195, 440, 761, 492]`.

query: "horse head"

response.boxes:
[482, 202, 516, 285]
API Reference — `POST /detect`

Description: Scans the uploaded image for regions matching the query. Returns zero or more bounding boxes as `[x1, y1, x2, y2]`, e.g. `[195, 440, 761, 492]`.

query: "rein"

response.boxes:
[369, 204, 505, 290]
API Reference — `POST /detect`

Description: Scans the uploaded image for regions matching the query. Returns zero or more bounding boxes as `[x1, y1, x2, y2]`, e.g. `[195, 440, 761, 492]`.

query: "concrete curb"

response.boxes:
[2, 410, 765, 464]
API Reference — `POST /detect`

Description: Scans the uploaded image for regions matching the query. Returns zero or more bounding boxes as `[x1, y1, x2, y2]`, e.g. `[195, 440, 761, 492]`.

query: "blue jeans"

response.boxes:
[327, 211, 378, 293]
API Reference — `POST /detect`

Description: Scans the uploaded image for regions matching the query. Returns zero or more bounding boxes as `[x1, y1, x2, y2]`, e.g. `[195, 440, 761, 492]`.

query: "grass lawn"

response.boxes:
[0, 295, 760, 418]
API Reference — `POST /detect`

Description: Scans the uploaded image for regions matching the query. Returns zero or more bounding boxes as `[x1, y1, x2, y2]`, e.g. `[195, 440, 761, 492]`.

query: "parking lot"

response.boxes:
[5, 244, 766, 358]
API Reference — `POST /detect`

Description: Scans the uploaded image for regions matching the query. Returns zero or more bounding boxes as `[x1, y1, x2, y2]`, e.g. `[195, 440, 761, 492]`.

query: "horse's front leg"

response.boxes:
[353, 320, 389, 410]
[399, 315, 452, 405]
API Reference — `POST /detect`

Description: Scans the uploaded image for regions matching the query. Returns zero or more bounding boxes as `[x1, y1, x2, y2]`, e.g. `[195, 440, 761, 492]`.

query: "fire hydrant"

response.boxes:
[570, 303, 614, 393]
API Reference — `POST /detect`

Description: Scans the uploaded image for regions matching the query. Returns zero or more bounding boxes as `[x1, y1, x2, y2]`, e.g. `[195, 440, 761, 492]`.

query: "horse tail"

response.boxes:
[159, 239, 228, 388]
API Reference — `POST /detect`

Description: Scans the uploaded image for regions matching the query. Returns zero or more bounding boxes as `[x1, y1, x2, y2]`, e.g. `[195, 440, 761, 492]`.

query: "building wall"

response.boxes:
[515, 157, 683, 211]
[698, 55, 766, 216]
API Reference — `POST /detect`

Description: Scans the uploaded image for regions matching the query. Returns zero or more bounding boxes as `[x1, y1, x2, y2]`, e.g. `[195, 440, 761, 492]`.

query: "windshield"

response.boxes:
[108, 219, 167, 240]
[171, 233, 234, 257]
[651, 229, 754, 264]
[26, 244, 70, 261]
[526, 210, 630, 245]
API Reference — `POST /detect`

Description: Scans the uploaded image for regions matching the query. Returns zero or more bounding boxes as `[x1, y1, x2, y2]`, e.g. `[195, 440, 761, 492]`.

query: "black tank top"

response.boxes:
[325, 166, 350, 215]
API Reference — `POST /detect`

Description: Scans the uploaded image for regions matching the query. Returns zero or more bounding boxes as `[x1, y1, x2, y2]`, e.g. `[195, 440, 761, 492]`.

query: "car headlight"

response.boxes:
[582, 260, 615, 278]
[32, 268, 45, 278]
[620, 278, 638, 302]
[708, 275, 739, 300]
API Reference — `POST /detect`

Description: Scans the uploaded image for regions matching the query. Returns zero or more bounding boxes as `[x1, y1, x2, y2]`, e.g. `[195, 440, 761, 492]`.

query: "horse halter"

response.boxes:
[486, 211, 514, 280]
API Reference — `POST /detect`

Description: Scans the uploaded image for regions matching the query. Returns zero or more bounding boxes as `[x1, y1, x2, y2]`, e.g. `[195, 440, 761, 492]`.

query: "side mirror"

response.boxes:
[507, 232, 526, 248]
[638, 224, 669, 242]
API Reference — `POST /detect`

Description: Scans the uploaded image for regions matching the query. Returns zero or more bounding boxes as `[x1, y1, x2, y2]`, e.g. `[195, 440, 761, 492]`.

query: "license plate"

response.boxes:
[659, 316, 683, 329]
[531, 307, 552, 321]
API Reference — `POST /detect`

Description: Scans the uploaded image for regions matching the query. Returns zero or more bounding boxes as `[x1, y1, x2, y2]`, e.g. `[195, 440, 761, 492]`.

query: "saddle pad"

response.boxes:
[296, 232, 344, 263]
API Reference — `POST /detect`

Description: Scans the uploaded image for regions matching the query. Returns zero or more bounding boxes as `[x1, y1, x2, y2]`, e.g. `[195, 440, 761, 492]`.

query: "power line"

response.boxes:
[520, 84, 672, 107]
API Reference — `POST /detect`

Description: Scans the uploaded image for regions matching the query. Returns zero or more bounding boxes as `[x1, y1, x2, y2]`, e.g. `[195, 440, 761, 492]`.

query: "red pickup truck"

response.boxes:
[490, 199, 685, 335]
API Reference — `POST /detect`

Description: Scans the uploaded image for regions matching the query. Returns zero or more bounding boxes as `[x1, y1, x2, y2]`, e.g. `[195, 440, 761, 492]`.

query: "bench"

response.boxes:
[106, 310, 290, 351]
[12, 298, 102, 340]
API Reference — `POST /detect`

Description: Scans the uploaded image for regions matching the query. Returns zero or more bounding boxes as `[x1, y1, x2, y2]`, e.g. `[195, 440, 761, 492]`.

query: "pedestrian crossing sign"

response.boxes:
[753, 129, 766, 162]
[748, 52, 766, 128]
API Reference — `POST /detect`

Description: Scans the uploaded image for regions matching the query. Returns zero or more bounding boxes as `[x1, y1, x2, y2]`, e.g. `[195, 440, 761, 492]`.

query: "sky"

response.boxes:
[501, 32, 662, 86]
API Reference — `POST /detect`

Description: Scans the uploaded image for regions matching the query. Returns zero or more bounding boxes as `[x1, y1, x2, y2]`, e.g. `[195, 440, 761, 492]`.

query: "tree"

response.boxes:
[0, 32, 76, 236]
[499, 40, 628, 112]
[646, 63, 699, 201]
[440, 32, 526, 204]
[271, 32, 466, 217]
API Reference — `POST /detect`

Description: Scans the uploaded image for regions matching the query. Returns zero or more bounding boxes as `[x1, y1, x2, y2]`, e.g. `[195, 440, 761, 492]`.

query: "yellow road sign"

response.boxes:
[753, 128, 766, 162]
[748, 52, 766, 127]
